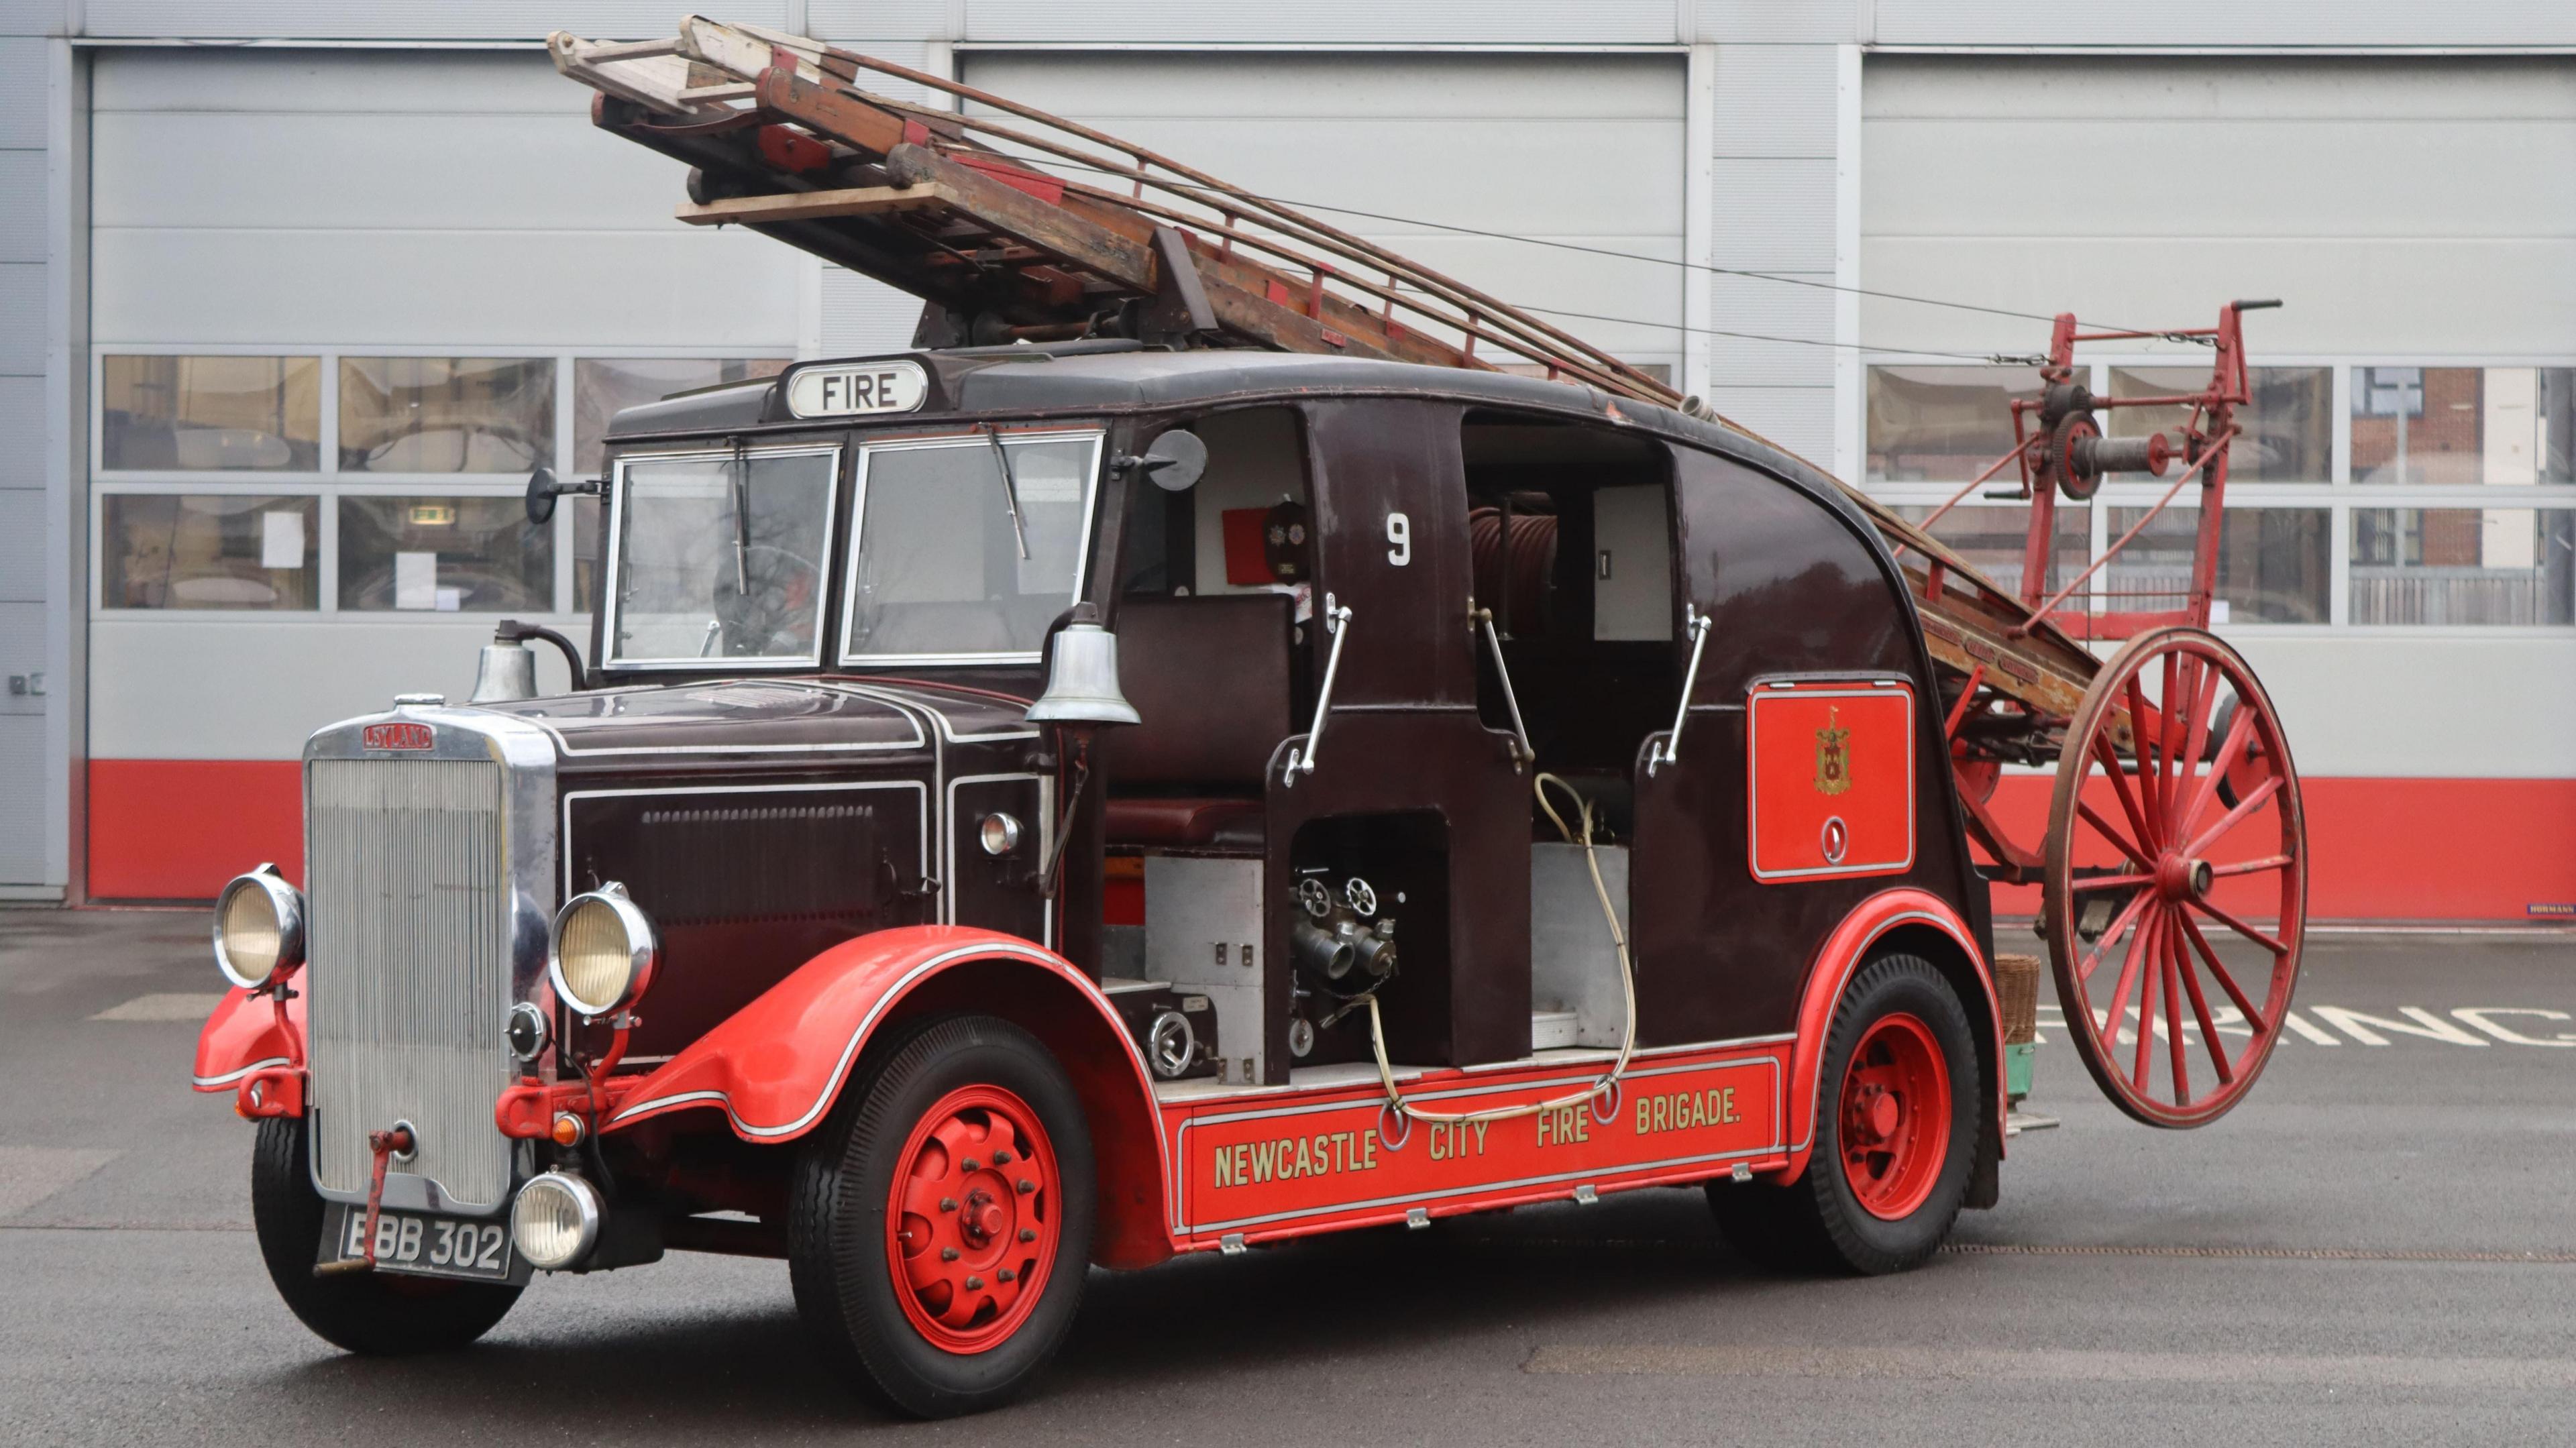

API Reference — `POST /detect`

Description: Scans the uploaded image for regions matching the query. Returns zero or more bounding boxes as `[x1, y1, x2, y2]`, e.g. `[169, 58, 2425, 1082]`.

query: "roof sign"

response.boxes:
[787, 359, 928, 419]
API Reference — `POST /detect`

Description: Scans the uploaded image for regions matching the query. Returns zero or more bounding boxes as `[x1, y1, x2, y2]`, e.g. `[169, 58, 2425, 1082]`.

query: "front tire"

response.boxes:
[788, 1013, 1097, 1418]
[250, 1116, 521, 1355]
[1708, 952, 1980, 1276]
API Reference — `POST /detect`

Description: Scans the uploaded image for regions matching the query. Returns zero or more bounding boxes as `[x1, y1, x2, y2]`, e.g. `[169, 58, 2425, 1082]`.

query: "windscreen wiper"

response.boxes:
[982, 425, 1032, 561]
[728, 443, 752, 592]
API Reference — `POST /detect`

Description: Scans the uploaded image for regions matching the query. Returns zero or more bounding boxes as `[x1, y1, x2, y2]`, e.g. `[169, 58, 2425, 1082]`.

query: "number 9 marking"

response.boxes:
[1386, 511, 1411, 567]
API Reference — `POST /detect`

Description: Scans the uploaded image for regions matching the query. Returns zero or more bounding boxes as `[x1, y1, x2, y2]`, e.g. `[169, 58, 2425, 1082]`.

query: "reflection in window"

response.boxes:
[101, 356, 320, 471]
[2106, 366, 2330, 483]
[100, 494, 319, 609]
[845, 434, 1101, 662]
[2352, 367, 2576, 486]
[1889, 502, 2087, 601]
[573, 358, 789, 474]
[2105, 508, 2330, 624]
[570, 494, 604, 614]
[1866, 366, 2045, 482]
[339, 496, 554, 612]
[2351, 508, 2575, 626]
[609, 450, 839, 663]
[339, 357, 555, 474]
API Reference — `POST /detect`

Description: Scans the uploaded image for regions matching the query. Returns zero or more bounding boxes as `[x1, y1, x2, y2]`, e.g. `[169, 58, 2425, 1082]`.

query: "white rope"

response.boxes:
[1361, 772, 1637, 1126]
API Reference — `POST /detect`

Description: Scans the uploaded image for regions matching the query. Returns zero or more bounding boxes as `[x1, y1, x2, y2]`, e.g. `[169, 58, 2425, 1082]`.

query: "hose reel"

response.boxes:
[2037, 383, 2174, 500]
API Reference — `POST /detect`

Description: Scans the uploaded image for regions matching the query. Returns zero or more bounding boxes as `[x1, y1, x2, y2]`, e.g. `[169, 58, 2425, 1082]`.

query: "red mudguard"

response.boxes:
[192, 986, 304, 1093]
[603, 925, 1160, 1145]
[1780, 887, 2002, 1182]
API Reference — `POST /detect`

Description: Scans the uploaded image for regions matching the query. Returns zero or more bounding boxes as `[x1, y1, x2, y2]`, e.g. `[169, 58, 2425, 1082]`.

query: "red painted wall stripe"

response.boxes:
[83, 760, 2576, 921]
[88, 759, 302, 900]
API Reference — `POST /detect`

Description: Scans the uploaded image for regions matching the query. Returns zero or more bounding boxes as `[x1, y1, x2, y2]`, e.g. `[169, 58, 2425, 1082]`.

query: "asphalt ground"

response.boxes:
[3, 908, 2571, 1445]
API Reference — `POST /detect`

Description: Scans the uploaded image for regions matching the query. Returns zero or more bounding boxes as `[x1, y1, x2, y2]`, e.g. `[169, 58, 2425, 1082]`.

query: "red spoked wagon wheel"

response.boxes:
[884, 1084, 1063, 1353]
[2043, 625, 2306, 1127]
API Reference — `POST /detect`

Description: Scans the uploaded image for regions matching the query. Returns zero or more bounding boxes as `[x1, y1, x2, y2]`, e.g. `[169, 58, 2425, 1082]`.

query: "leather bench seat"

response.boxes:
[1102, 796, 1265, 852]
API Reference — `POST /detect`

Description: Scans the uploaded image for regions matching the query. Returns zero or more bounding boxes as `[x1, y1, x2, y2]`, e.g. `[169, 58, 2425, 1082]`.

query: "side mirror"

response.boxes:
[1121, 429, 1207, 492]
[525, 467, 601, 526]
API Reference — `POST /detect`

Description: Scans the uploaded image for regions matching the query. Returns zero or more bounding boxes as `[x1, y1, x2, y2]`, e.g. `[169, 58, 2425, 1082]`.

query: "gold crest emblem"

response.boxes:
[1815, 706, 1851, 796]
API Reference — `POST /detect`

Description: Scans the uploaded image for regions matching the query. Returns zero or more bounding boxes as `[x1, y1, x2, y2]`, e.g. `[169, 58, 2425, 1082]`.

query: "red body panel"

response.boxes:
[1780, 887, 1999, 1182]
[602, 926, 1162, 1146]
[1747, 678, 1916, 882]
[191, 984, 304, 1093]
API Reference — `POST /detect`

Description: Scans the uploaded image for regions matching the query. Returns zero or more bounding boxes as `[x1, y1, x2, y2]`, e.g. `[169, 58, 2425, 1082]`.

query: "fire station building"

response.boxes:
[2, 1, 2570, 920]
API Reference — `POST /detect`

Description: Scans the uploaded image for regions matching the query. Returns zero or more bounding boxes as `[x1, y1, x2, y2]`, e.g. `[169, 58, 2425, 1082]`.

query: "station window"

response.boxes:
[337, 495, 555, 613]
[2104, 507, 2331, 625]
[1889, 502, 2088, 600]
[1865, 365, 2045, 483]
[2350, 508, 2575, 626]
[99, 493, 320, 610]
[573, 358, 790, 474]
[100, 355, 320, 471]
[2352, 367, 2576, 487]
[2106, 366, 2330, 484]
[339, 356, 555, 474]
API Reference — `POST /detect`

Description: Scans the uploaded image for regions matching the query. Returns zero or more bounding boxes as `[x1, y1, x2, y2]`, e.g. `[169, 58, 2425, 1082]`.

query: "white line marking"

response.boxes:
[0, 1148, 121, 1217]
[1525, 1343, 2576, 1390]
[91, 993, 224, 1022]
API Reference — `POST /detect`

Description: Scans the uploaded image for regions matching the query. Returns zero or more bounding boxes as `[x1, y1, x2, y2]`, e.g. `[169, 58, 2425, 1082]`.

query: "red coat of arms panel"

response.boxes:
[1746, 677, 1915, 881]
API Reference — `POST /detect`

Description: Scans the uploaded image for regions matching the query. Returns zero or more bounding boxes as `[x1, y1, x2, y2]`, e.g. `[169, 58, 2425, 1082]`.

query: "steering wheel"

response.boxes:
[711, 543, 821, 656]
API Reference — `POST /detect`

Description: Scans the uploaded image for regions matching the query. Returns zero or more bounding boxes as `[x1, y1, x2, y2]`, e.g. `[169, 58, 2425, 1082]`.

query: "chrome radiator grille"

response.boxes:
[306, 757, 513, 1210]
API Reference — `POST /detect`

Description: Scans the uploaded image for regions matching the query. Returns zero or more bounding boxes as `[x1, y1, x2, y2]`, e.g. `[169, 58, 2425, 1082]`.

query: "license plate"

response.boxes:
[319, 1203, 528, 1284]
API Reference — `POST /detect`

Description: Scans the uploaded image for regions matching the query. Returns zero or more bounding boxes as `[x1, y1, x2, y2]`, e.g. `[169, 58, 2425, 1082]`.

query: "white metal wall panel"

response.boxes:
[2237, 636, 2576, 780]
[812, 1, 952, 43]
[0, 262, 38, 374]
[820, 268, 923, 357]
[1705, 272, 1832, 388]
[0, 4, 69, 36]
[91, 618, 580, 760]
[90, 49, 800, 348]
[0, 489, 39, 599]
[0, 715, 42, 881]
[1860, 56, 2576, 357]
[1873, 0, 2576, 48]
[960, 1, 1678, 46]
[0, 376, 36, 488]
[81, 2, 787, 40]
[0, 150, 40, 262]
[1703, 385, 1833, 464]
[1708, 43, 1837, 455]
[961, 52, 1687, 382]
[0, 38, 42, 146]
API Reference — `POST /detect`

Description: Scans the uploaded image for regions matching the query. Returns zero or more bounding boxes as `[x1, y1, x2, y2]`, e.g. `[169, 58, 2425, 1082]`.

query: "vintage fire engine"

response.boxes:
[192, 18, 2309, 1418]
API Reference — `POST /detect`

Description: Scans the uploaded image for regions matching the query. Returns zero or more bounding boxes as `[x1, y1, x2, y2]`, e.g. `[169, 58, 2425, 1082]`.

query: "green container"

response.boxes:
[2004, 1040, 2035, 1099]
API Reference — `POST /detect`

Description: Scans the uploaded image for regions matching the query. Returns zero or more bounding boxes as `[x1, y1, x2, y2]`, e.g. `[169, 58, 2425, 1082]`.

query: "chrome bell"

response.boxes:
[468, 635, 539, 704]
[1026, 615, 1140, 726]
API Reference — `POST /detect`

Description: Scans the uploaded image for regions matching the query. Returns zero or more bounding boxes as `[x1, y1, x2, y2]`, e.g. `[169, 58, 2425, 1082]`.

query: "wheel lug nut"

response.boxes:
[965, 1275, 983, 1290]
[1016, 1179, 1034, 1194]
[941, 1247, 959, 1262]
[939, 1196, 957, 1212]
[998, 1268, 1015, 1282]
[961, 1158, 979, 1172]
[1018, 1227, 1036, 1243]
[991, 1149, 1012, 1165]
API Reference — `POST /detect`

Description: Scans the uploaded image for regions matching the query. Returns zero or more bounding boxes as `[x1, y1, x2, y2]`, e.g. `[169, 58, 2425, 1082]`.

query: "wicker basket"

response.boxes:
[1994, 952, 2041, 1045]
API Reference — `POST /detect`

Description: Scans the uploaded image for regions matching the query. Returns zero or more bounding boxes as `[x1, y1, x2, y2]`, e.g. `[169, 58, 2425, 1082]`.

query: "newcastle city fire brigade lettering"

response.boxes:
[1815, 706, 1851, 796]
[1636, 1086, 1740, 1135]
[1212, 1128, 1382, 1188]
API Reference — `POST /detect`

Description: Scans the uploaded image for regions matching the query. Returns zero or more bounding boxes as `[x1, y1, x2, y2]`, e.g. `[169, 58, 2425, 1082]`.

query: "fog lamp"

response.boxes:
[511, 1171, 603, 1272]
[548, 883, 657, 1019]
[979, 812, 1024, 856]
[212, 864, 305, 990]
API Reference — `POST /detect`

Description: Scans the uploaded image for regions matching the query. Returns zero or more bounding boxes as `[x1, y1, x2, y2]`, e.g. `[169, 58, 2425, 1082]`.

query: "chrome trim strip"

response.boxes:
[601, 443, 845, 671]
[836, 429, 1106, 669]
[193, 1056, 292, 1089]
[822, 681, 1040, 745]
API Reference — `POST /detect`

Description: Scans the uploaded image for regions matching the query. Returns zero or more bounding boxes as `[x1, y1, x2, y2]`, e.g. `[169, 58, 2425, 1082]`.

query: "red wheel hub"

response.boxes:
[883, 1084, 1059, 1353]
[1837, 1013, 1951, 1221]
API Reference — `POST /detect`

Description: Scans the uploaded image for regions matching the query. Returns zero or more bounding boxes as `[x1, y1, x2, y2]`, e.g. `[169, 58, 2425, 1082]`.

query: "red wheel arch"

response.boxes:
[1779, 888, 2001, 1185]
[604, 926, 1176, 1269]
[192, 985, 305, 1096]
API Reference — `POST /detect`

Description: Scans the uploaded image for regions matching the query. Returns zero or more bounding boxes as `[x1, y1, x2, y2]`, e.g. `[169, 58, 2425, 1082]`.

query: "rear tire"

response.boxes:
[1707, 952, 1981, 1276]
[788, 1013, 1096, 1418]
[250, 1116, 521, 1355]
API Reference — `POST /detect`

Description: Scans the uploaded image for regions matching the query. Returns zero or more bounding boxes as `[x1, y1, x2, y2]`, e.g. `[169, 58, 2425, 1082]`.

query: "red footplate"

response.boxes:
[1167, 1048, 1786, 1245]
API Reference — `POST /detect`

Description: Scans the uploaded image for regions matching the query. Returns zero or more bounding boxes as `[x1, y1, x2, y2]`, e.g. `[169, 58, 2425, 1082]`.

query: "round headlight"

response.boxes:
[212, 864, 304, 990]
[511, 1171, 602, 1272]
[548, 883, 657, 1019]
[979, 812, 1024, 856]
